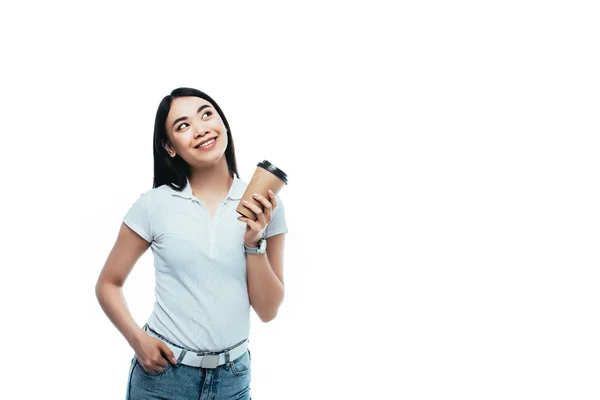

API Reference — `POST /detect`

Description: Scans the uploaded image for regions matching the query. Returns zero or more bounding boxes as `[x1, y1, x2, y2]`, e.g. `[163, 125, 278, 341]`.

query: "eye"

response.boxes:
[202, 111, 212, 119]
[177, 122, 190, 131]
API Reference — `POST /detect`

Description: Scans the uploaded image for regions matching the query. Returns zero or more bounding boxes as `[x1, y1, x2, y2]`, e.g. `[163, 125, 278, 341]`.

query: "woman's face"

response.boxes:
[163, 96, 228, 166]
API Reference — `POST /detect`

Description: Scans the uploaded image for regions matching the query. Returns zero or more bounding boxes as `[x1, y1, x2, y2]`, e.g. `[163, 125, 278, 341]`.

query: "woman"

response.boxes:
[95, 87, 288, 399]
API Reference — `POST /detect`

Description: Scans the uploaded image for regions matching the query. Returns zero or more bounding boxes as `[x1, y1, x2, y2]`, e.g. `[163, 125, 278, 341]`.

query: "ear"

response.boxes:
[162, 141, 176, 157]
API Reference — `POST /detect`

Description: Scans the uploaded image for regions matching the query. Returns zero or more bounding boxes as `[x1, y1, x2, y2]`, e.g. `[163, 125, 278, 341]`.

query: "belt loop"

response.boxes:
[224, 351, 230, 365]
[174, 349, 186, 368]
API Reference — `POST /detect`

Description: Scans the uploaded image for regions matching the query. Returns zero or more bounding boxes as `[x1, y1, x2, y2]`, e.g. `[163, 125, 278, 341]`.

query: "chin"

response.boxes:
[197, 150, 227, 165]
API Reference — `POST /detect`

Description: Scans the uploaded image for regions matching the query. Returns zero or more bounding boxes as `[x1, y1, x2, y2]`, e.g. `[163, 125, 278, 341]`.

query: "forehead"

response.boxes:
[166, 96, 214, 125]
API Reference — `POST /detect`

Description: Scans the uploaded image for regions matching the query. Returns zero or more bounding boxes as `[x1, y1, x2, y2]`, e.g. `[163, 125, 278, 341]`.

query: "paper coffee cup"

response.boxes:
[236, 160, 288, 221]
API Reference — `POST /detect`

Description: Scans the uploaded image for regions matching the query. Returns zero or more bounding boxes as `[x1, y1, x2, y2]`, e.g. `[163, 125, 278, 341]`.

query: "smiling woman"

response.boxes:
[94, 87, 288, 400]
[157, 91, 235, 184]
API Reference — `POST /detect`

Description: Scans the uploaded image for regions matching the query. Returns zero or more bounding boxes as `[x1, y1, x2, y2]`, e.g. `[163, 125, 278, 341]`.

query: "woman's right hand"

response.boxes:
[132, 334, 177, 374]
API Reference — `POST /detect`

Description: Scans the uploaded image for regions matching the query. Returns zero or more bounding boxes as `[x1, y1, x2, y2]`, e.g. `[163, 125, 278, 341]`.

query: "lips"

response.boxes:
[195, 137, 217, 149]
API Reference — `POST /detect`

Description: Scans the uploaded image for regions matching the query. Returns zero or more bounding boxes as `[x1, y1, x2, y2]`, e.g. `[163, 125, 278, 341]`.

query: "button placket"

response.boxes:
[209, 223, 216, 258]
[191, 192, 207, 219]
[209, 200, 226, 258]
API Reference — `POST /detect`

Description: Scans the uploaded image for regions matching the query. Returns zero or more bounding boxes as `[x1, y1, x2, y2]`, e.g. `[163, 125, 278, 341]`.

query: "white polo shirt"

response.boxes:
[123, 174, 288, 351]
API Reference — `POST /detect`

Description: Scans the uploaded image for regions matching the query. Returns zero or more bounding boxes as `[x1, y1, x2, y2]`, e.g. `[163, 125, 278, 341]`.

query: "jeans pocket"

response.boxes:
[230, 350, 251, 376]
[134, 356, 173, 377]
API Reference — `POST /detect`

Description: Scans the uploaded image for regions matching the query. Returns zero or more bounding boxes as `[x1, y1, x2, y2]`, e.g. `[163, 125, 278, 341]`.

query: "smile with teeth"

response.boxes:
[197, 138, 216, 149]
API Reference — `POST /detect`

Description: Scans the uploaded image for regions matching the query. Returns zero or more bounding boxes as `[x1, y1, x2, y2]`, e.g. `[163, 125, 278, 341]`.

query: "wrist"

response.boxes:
[244, 236, 267, 255]
[127, 327, 146, 347]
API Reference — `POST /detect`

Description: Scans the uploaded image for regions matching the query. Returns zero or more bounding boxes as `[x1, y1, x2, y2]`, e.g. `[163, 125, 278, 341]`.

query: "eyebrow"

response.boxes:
[171, 104, 211, 129]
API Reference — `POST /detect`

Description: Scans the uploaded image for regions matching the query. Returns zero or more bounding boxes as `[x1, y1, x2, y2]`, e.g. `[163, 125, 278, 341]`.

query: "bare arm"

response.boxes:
[246, 233, 286, 322]
[95, 222, 151, 347]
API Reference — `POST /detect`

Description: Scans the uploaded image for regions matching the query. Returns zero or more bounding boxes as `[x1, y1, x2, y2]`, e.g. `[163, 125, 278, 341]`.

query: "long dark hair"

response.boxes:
[152, 87, 239, 191]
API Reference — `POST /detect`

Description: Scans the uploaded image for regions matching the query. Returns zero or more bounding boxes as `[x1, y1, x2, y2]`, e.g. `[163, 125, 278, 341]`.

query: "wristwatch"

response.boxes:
[244, 238, 267, 255]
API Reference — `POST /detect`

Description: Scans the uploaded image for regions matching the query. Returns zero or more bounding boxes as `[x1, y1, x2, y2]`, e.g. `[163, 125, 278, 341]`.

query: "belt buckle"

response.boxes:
[199, 353, 220, 369]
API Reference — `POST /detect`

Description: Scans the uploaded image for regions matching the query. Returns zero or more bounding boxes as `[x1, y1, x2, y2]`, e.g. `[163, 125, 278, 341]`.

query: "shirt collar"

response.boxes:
[168, 174, 245, 201]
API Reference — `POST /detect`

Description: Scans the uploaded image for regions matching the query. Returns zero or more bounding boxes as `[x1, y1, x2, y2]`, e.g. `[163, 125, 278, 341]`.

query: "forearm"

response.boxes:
[246, 252, 284, 322]
[95, 282, 145, 347]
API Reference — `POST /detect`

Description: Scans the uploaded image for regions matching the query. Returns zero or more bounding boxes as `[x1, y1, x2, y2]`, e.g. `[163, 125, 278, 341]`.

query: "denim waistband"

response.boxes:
[142, 323, 248, 356]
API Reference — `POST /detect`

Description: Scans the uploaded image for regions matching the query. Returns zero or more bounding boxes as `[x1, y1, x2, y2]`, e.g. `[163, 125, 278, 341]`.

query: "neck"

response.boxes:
[188, 157, 233, 198]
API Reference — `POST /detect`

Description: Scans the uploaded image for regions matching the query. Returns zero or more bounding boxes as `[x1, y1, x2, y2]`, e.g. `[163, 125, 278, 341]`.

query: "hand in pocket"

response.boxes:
[133, 334, 177, 374]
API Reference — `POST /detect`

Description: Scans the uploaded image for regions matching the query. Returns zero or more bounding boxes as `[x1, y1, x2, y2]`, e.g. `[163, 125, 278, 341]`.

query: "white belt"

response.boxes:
[143, 325, 248, 369]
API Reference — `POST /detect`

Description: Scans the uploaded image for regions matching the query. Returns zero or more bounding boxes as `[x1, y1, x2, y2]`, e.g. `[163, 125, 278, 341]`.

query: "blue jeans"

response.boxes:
[126, 324, 252, 400]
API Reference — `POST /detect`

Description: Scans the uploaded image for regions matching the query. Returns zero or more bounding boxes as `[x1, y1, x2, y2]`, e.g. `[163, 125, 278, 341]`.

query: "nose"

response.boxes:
[194, 126, 210, 138]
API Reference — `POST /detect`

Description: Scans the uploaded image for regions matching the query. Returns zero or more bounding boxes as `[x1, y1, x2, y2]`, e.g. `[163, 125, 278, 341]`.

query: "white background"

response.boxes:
[1, 1, 599, 399]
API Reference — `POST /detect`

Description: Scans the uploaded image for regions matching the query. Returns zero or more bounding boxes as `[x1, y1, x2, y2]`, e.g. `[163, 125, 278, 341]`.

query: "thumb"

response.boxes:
[160, 342, 177, 364]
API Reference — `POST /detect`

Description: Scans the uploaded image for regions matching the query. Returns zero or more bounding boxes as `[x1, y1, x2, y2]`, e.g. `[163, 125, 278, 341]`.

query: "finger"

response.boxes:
[143, 359, 167, 373]
[252, 192, 273, 212]
[161, 343, 178, 364]
[256, 208, 268, 227]
[268, 190, 278, 209]
[238, 216, 260, 231]
[237, 216, 250, 224]
[264, 191, 277, 222]
[242, 200, 264, 217]
[247, 200, 268, 226]
[154, 360, 168, 372]
[238, 208, 265, 229]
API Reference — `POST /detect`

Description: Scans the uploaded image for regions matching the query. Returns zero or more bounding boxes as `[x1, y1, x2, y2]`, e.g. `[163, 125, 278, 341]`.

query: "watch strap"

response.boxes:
[244, 238, 266, 254]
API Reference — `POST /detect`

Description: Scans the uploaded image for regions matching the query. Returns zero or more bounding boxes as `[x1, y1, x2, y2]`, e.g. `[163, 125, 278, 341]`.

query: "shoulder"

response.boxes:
[229, 175, 249, 200]
[141, 184, 169, 198]
[136, 185, 172, 209]
[236, 178, 249, 190]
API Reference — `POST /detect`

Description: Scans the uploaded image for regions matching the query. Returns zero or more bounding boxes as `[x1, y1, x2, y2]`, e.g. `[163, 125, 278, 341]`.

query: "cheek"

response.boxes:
[219, 133, 229, 149]
[169, 130, 188, 145]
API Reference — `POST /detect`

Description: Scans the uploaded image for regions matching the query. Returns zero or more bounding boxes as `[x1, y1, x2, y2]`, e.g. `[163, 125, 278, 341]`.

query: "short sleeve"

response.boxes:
[264, 194, 288, 239]
[123, 192, 153, 243]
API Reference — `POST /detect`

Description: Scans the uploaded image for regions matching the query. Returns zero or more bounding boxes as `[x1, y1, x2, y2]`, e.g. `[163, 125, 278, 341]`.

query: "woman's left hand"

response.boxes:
[237, 190, 278, 247]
